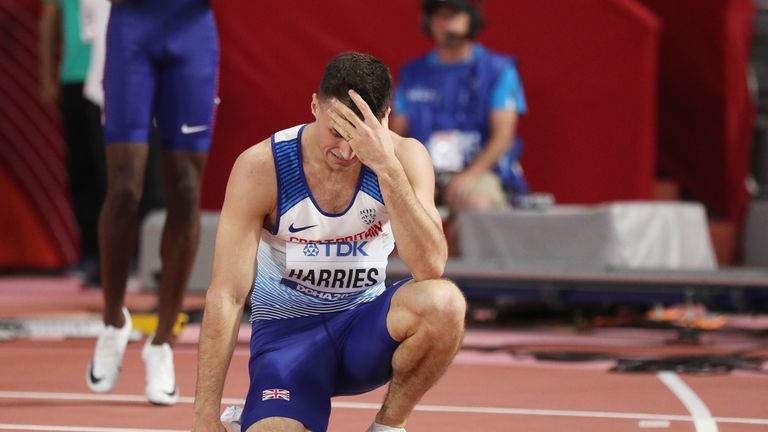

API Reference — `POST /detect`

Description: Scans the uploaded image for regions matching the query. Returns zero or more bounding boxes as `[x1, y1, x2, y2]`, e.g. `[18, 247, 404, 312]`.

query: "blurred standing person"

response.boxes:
[390, 0, 529, 251]
[80, 0, 166, 226]
[39, 0, 105, 285]
[85, 0, 219, 406]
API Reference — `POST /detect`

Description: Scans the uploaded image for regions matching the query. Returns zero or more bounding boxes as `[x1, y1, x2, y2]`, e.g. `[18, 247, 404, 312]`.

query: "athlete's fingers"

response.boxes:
[327, 103, 356, 131]
[329, 119, 350, 141]
[327, 107, 355, 141]
[347, 89, 378, 126]
[330, 98, 366, 131]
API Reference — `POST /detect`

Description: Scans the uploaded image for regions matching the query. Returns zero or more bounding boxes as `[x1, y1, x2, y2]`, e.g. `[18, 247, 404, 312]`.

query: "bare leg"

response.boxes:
[376, 279, 466, 427]
[152, 150, 207, 345]
[246, 417, 308, 432]
[99, 143, 148, 327]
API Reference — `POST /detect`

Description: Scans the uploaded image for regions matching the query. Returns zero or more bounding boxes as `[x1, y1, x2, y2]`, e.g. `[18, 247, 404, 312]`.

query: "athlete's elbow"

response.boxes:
[412, 259, 446, 282]
[413, 270, 444, 282]
[205, 283, 248, 310]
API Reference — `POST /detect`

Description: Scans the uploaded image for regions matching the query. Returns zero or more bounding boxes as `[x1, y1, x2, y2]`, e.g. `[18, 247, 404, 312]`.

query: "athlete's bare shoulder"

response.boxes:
[238, 137, 274, 169]
[231, 138, 274, 184]
[227, 137, 277, 216]
[390, 130, 431, 166]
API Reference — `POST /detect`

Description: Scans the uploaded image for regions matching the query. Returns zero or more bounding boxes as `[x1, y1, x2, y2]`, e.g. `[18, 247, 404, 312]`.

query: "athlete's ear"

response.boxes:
[311, 93, 319, 118]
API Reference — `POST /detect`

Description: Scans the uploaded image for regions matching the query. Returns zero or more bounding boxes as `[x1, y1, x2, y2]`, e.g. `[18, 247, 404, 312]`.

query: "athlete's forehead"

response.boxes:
[317, 94, 368, 121]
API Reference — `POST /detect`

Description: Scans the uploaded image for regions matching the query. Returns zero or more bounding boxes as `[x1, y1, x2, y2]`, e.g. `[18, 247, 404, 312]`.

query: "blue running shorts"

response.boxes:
[241, 278, 411, 432]
[103, 0, 218, 151]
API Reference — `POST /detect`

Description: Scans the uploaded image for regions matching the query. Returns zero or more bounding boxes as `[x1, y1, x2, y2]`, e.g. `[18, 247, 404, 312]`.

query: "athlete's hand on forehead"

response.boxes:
[327, 89, 395, 171]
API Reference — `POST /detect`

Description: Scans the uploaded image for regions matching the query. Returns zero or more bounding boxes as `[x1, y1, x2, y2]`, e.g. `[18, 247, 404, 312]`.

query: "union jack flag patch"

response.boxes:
[262, 388, 290, 401]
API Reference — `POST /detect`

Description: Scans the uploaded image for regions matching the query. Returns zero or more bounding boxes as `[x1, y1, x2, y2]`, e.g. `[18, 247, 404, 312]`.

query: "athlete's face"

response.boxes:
[429, 6, 471, 46]
[311, 94, 359, 170]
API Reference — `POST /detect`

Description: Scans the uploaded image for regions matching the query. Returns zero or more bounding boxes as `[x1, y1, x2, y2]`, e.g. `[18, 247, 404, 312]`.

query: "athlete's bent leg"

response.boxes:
[152, 150, 207, 345]
[378, 279, 466, 427]
[99, 143, 149, 327]
[247, 416, 309, 432]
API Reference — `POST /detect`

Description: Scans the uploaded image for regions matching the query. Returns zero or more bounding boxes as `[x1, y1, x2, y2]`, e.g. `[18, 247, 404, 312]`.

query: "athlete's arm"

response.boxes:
[389, 135, 448, 279]
[192, 141, 276, 431]
[328, 91, 447, 280]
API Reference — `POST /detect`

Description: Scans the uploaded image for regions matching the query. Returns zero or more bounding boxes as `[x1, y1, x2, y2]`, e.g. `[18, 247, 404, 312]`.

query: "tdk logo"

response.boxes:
[303, 243, 320, 257]
[325, 241, 368, 257]
[302, 241, 369, 257]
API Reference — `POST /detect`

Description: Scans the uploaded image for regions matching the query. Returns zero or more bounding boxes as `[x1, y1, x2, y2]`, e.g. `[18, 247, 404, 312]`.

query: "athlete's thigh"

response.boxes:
[242, 316, 337, 432]
[335, 279, 410, 395]
[246, 417, 307, 432]
[103, 143, 149, 194]
[155, 14, 219, 152]
[102, 5, 157, 145]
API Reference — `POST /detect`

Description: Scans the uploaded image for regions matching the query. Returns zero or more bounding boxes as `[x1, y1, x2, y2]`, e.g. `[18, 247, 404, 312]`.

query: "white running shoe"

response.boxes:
[220, 406, 243, 431]
[142, 334, 179, 405]
[86, 307, 132, 393]
[366, 423, 406, 432]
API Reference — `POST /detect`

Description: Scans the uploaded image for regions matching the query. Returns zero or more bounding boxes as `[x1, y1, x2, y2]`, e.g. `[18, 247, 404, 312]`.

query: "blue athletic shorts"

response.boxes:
[103, 0, 219, 151]
[241, 278, 410, 432]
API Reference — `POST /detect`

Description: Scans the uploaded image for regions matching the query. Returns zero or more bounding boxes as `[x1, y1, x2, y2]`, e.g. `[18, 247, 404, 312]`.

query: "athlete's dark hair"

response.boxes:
[318, 51, 392, 120]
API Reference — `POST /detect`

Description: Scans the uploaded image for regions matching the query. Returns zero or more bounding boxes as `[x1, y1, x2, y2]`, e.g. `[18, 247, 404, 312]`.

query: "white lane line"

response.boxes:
[1, 390, 767, 426]
[639, 420, 671, 428]
[0, 425, 185, 432]
[657, 371, 719, 432]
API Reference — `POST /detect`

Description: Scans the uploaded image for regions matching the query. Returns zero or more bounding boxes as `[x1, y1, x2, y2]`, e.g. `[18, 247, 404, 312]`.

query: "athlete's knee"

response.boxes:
[246, 416, 308, 432]
[165, 168, 203, 216]
[167, 172, 200, 201]
[165, 193, 200, 226]
[104, 181, 142, 214]
[413, 279, 466, 329]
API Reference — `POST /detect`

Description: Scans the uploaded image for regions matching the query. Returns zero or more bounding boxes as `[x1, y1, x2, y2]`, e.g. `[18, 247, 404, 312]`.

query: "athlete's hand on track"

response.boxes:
[327, 89, 396, 173]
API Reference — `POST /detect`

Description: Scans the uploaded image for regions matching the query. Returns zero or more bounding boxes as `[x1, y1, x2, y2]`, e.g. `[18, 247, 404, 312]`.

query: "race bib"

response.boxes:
[284, 239, 389, 295]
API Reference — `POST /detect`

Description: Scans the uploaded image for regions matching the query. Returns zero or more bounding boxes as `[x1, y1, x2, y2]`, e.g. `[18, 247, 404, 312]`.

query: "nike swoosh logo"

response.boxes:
[288, 223, 317, 233]
[88, 362, 103, 384]
[180, 123, 209, 134]
[165, 385, 178, 397]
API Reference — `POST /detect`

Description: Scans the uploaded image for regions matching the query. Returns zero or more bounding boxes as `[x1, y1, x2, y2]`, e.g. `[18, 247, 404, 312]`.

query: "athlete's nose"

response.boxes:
[339, 140, 355, 160]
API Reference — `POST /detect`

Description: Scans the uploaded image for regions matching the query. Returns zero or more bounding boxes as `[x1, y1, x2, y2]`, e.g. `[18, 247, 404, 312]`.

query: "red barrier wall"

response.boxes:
[19, 0, 747, 269]
[203, 0, 660, 209]
[0, 0, 79, 269]
[638, 0, 755, 222]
